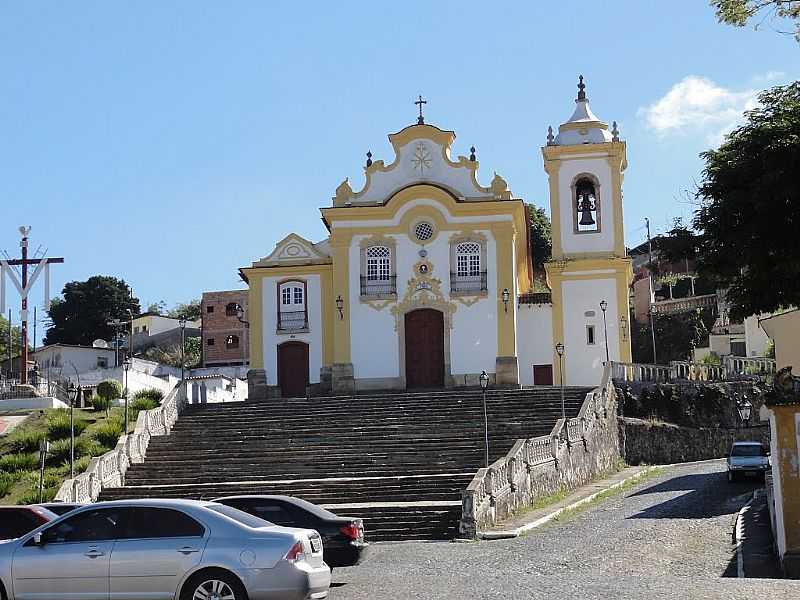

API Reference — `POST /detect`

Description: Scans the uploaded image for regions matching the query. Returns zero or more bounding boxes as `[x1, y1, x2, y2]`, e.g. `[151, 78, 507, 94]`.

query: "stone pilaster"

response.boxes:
[495, 356, 519, 386]
[331, 362, 355, 395]
[247, 369, 269, 401]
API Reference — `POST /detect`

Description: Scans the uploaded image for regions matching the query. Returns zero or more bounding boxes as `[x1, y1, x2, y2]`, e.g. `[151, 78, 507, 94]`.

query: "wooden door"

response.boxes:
[404, 309, 445, 388]
[533, 364, 554, 386]
[277, 341, 309, 398]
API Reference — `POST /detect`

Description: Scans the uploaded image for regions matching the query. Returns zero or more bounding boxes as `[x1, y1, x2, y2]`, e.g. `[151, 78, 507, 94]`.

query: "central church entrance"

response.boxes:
[404, 309, 445, 388]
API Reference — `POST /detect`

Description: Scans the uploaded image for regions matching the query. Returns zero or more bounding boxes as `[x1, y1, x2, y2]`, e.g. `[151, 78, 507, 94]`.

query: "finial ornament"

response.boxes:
[415, 94, 427, 125]
[577, 74, 586, 101]
[366, 150, 373, 168]
[611, 121, 619, 142]
[546, 126, 555, 145]
[469, 146, 476, 162]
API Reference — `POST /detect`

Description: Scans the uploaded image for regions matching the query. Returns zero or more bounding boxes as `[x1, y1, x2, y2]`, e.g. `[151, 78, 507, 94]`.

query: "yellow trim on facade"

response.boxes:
[329, 234, 352, 364]
[493, 224, 517, 357]
[248, 274, 264, 370]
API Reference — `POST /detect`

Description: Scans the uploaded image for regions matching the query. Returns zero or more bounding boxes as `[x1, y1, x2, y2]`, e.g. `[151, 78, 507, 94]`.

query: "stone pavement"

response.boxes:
[328, 460, 800, 599]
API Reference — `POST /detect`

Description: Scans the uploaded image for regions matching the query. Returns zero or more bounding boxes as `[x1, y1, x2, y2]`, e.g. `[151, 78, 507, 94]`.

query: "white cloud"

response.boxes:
[638, 76, 759, 146]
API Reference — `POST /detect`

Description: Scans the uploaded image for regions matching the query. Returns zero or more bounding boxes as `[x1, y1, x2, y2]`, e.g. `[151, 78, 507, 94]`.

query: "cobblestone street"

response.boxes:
[329, 460, 800, 599]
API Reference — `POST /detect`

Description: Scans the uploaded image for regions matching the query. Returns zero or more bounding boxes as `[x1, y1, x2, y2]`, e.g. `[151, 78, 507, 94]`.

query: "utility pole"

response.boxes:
[1, 227, 64, 385]
[646, 218, 658, 364]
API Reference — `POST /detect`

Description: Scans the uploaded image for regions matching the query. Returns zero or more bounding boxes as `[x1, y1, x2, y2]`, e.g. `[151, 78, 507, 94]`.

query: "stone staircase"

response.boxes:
[99, 387, 588, 541]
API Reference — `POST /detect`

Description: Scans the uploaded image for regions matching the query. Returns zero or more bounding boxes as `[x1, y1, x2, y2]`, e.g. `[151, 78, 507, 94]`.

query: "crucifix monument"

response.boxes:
[0, 227, 64, 384]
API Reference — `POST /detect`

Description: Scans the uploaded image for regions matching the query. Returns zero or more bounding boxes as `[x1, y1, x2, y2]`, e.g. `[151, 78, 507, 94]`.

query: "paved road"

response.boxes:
[329, 460, 799, 599]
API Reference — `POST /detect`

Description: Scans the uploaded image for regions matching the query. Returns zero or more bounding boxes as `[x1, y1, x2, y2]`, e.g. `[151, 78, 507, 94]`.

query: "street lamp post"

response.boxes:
[737, 394, 753, 428]
[479, 370, 490, 468]
[599, 300, 609, 363]
[178, 318, 186, 384]
[123, 357, 131, 434]
[68, 382, 78, 478]
[556, 343, 565, 422]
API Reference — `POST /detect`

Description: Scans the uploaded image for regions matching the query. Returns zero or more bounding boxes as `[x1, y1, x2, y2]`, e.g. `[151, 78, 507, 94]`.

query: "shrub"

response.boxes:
[46, 410, 88, 440]
[46, 439, 73, 465]
[133, 388, 164, 405]
[130, 397, 157, 413]
[96, 379, 123, 402]
[17, 484, 59, 505]
[91, 395, 113, 415]
[71, 455, 92, 473]
[92, 418, 124, 448]
[7, 428, 46, 453]
[0, 452, 39, 472]
[0, 471, 20, 497]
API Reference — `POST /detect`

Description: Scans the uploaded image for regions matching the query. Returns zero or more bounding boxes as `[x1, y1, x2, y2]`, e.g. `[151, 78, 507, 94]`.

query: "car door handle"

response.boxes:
[177, 547, 200, 555]
[84, 550, 105, 558]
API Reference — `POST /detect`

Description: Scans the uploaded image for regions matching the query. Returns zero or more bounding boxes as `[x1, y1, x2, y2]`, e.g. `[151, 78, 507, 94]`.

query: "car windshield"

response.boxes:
[206, 504, 275, 528]
[731, 445, 766, 457]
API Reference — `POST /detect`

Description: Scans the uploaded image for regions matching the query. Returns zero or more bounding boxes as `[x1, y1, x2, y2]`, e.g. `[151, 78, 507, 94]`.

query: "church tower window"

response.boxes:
[574, 176, 600, 233]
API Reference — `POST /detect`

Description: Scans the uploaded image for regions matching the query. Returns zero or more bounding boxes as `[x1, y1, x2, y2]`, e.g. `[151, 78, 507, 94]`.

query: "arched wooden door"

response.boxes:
[277, 341, 309, 398]
[404, 309, 445, 388]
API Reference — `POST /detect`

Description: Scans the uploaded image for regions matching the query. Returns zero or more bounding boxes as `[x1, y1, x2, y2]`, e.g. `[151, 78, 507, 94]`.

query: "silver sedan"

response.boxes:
[0, 498, 330, 600]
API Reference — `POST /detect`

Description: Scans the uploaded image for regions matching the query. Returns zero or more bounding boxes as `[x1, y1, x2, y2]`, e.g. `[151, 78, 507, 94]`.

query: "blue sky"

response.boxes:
[1, 2, 797, 341]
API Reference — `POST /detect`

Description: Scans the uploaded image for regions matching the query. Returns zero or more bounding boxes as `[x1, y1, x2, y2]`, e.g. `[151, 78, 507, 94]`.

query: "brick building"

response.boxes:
[201, 290, 248, 367]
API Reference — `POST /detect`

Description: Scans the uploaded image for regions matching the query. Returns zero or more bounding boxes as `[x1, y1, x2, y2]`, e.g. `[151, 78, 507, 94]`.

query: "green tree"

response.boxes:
[711, 1, 800, 41]
[45, 276, 141, 346]
[526, 204, 552, 282]
[631, 308, 716, 364]
[693, 82, 800, 321]
[0, 314, 22, 364]
[167, 299, 201, 321]
[142, 336, 201, 369]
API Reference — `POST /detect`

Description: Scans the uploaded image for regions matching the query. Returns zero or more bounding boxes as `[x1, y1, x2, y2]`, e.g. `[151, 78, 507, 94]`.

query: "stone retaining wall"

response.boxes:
[620, 417, 770, 465]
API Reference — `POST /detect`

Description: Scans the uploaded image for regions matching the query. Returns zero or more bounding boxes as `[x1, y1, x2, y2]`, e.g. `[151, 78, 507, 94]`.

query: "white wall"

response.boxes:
[557, 156, 615, 256]
[561, 277, 620, 386]
[517, 304, 554, 385]
[744, 315, 770, 357]
[347, 198, 501, 381]
[35, 346, 117, 374]
[261, 274, 323, 385]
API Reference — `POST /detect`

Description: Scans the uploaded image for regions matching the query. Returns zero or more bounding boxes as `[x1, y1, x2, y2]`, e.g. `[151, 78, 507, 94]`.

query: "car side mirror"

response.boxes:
[33, 532, 43, 546]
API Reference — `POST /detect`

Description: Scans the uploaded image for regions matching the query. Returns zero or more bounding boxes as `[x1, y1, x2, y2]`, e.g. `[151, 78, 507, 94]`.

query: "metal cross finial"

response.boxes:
[577, 75, 586, 101]
[415, 95, 427, 124]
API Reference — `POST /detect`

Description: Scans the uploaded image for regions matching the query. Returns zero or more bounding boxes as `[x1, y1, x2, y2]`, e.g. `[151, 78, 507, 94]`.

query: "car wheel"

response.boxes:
[181, 570, 248, 600]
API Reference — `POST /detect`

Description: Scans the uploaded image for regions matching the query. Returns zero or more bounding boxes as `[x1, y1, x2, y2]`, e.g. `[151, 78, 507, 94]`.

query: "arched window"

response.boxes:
[225, 334, 239, 349]
[225, 302, 238, 316]
[456, 242, 481, 277]
[575, 177, 599, 232]
[277, 280, 308, 331]
[366, 246, 391, 281]
[450, 238, 487, 294]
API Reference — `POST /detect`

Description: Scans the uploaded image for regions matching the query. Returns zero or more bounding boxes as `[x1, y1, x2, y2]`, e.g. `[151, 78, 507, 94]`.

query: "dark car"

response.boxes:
[0, 506, 58, 540]
[213, 495, 368, 568]
[33, 502, 84, 516]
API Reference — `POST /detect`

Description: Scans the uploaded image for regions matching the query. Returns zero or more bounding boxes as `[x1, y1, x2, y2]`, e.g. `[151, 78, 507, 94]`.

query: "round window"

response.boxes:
[414, 222, 434, 242]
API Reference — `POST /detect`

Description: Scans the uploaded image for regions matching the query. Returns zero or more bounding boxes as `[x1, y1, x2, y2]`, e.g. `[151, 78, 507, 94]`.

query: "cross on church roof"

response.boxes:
[577, 75, 586, 101]
[415, 94, 427, 125]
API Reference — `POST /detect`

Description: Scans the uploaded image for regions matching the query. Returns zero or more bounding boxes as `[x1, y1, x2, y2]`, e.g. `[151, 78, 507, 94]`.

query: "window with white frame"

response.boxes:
[450, 239, 487, 294]
[361, 243, 396, 297]
[278, 281, 307, 331]
[366, 246, 391, 281]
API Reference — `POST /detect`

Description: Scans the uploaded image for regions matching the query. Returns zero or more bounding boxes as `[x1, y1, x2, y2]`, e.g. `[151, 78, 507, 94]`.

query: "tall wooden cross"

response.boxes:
[415, 94, 427, 125]
[1, 227, 63, 385]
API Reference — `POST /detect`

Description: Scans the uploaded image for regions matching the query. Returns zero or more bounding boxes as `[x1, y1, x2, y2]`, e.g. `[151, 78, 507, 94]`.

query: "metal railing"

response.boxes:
[277, 310, 308, 332]
[450, 271, 488, 294]
[360, 275, 397, 297]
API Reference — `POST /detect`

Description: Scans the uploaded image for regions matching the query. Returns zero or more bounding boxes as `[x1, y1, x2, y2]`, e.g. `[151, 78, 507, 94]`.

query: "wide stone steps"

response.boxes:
[100, 387, 590, 541]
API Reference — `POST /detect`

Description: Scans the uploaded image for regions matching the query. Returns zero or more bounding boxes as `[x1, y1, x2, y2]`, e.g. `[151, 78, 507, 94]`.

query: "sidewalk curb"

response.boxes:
[478, 466, 655, 540]
[733, 490, 758, 578]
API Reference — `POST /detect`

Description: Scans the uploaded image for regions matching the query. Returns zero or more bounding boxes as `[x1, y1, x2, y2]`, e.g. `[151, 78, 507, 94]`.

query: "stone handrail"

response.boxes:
[460, 363, 616, 537]
[55, 382, 186, 503]
[611, 356, 776, 386]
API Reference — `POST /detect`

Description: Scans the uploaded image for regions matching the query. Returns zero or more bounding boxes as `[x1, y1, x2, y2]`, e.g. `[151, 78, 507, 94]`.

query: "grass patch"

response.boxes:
[550, 466, 666, 524]
[0, 406, 127, 505]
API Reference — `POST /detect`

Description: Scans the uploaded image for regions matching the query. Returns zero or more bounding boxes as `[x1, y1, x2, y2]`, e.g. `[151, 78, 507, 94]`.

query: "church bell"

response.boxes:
[578, 198, 595, 226]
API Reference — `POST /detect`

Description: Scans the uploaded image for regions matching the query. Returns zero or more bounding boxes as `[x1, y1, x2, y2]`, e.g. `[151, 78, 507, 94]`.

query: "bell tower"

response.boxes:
[543, 76, 633, 385]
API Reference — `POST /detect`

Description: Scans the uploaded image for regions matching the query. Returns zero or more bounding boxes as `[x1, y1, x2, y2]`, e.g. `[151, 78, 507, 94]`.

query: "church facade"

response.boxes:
[240, 79, 633, 399]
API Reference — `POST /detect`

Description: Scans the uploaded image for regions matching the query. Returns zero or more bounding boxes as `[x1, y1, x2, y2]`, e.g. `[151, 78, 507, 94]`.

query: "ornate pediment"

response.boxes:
[252, 234, 331, 267]
[332, 124, 512, 206]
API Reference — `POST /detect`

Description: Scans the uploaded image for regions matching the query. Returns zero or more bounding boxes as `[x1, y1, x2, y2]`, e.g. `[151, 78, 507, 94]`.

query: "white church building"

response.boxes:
[241, 78, 633, 398]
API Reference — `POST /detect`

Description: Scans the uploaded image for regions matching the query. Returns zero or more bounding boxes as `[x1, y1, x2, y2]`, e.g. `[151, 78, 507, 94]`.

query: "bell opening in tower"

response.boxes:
[575, 177, 599, 233]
